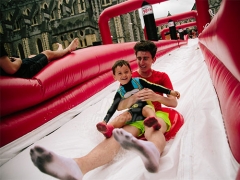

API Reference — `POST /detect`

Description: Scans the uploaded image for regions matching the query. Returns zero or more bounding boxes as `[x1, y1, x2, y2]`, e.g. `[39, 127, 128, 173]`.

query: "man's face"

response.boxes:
[136, 51, 155, 73]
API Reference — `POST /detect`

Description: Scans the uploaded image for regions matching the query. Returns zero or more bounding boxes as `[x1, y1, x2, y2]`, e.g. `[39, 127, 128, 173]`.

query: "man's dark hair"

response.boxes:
[133, 40, 157, 58]
[112, 60, 131, 75]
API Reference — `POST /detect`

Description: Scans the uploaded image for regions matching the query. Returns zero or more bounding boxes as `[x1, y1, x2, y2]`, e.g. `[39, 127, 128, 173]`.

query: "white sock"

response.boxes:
[113, 128, 160, 172]
[30, 146, 83, 180]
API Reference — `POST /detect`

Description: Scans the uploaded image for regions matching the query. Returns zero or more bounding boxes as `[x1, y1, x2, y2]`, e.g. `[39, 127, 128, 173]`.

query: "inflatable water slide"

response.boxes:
[0, 0, 239, 179]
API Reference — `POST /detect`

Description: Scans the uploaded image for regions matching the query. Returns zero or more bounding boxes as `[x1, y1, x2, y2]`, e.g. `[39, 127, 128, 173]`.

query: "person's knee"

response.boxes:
[157, 118, 167, 133]
[123, 125, 140, 137]
[142, 105, 154, 117]
[117, 111, 131, 122]
[41, 50, 52, 60]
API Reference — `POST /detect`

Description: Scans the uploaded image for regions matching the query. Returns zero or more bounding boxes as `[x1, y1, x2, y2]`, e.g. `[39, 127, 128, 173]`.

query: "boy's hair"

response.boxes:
[112, 60, 131, 75]
[133, 40, 157, 58]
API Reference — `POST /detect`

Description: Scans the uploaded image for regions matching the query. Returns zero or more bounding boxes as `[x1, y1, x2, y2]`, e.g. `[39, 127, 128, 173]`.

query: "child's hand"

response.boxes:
[171, 90, 180, 99]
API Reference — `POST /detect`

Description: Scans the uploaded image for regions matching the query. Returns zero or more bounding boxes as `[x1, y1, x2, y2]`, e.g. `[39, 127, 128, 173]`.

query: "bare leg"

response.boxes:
[57, 43, 63, 51]
[42, 38, 79, 61]
[144, 117, 167, 156]
[30, 146, 83, 180]
[109, 111, 132, 128]
[113, 128, 160, 172]
[142, 106, 161, 130]
[142, 106, 156, 117]
[30, 125, 140, 179]
[77, 125, 140, 174]
[96, 111, 131, 138]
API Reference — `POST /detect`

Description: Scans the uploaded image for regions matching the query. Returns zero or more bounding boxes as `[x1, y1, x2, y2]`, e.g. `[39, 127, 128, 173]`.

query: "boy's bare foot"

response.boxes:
[113, 128, 160, 172]
[67, 38, 79, 53]
[144, 117, 161, 130]
[30, 146, 83, 180]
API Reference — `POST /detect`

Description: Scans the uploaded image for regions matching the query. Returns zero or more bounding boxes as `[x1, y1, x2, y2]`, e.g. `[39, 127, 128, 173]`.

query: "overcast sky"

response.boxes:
[138, 0, 195, 26]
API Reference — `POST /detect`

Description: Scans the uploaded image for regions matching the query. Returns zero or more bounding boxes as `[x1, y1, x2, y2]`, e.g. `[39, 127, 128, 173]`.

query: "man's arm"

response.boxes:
[118, 88, 177, 111]
[0, 56, 22, 74]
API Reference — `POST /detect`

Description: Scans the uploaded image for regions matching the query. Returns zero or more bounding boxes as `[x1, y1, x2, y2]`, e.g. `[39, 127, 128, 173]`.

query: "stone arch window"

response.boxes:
[18, 44, 25, 59]
[80, 30, 84, 36]
[44, 3, 48, 9]
[37, 38, 43, 53]
[72, 0, 77, 15]
[9, 14, 13, 21]
[79, 39, 83, 47]
[27, 9, 30, 16]
[32, 11, 39, 25]
[51, 7, 56, 20]
[78, 0, 86, 13]
[60, 4, 63, 17]
[13, 19, 20, 30]
[25, 9, 31, 16]
[84, 38, 87, 46]
[102, 0, 112, 7]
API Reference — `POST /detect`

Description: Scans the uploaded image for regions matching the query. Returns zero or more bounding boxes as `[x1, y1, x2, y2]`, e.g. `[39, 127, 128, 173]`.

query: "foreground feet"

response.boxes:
[113, 128, 160, 172]
[96, 122, 114, 138]
[30, 146, 83, 180]
[144, 116, 161, 130]
[67, 38, 79, 53]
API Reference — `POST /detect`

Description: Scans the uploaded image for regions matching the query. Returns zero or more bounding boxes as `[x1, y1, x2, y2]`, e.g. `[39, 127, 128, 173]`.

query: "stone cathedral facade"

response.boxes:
[0, 0, 143, 58]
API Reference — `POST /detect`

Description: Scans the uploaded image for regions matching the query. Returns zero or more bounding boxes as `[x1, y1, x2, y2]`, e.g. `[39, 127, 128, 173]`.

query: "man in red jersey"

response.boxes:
[30, 40, 179, 180]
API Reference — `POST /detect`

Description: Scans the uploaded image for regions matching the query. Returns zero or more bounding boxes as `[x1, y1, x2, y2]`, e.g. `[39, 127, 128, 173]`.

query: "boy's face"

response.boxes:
[136, 51, 156, 73]
[113, 65, 132, 85]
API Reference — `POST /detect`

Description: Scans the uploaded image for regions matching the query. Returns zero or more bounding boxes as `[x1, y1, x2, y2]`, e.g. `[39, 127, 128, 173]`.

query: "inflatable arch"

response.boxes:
[145, 11, 198, 40]
[160, 22, 197, 40]
[99, 0, 210, 44]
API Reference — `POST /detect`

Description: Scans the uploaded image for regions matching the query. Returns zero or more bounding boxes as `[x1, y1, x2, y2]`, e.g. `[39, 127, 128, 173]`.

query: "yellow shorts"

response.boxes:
[126, 110, 171, 136]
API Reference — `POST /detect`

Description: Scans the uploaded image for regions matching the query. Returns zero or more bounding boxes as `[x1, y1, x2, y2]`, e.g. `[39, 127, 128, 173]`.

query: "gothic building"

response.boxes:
[0, 0, 143, 58]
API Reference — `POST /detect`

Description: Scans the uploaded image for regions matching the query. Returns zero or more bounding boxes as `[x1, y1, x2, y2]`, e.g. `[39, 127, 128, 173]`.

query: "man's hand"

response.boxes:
[137, 88, 159, 102]
[138, 88, 178, 107]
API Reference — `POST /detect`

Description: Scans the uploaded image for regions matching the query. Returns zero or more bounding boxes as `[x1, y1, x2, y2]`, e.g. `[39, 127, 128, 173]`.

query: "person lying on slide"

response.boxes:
[96, 59, 180, 138]
[0, 38, 79, 78]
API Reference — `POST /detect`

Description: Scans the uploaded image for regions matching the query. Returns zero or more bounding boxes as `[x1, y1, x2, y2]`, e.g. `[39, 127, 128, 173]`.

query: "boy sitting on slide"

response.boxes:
[96, 60, 180, 138]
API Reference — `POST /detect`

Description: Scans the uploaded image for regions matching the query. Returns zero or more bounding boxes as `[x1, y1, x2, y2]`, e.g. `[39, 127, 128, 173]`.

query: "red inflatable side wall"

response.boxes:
[0, 40, 182, 147]
[198, 0, 240, 164]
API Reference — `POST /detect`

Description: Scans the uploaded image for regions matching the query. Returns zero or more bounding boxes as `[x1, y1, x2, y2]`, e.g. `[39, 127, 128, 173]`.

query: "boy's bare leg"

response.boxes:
[109, 111, 132, 128]
[113, 128, 160, 173]
[97, 111, 132, 138]
[142, 106, 161, 130]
